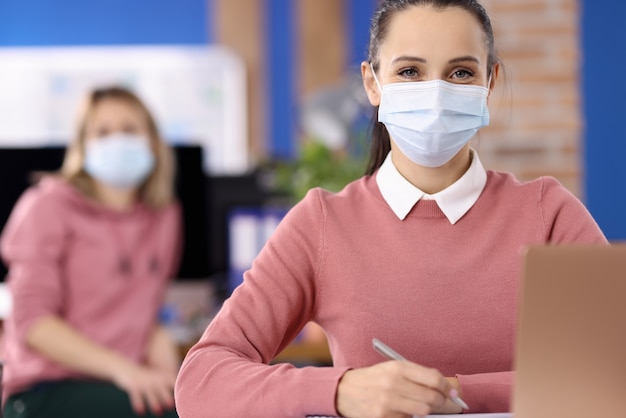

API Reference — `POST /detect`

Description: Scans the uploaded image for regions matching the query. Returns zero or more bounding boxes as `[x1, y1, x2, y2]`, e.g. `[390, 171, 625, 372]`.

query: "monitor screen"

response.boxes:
[204, 173, 279, 291]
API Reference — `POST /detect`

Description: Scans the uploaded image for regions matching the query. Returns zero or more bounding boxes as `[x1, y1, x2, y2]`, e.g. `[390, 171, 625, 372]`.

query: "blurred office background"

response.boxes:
[0, 0, 621, 351]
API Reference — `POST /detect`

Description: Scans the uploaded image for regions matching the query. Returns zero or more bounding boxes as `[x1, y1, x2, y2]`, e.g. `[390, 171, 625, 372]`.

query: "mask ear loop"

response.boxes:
[370, 62, 383, 93]
[486, 66, 494, 94]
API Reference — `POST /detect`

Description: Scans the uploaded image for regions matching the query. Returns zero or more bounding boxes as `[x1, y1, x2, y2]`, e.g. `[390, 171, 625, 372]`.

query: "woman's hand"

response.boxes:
[24, 316, 177, 415]
[129, 325, 180, 415]
[111, 362, 176, 416]
[144, 325, 181, 375]
[336, 361, 462, 418]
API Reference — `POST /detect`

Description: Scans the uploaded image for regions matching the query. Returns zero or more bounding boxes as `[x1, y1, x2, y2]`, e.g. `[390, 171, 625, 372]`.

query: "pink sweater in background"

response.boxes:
[175, 170, 606, 417]
[0, 177, 181, 400]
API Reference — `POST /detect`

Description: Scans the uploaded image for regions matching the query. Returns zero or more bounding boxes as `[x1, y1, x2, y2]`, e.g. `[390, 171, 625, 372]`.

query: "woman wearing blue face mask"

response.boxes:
[1, 87, 181, 418]
[175, 1, 607, 417]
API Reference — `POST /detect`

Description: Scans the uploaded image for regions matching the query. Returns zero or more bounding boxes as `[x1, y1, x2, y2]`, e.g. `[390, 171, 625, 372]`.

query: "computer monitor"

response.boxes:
[204, 173, 284, 296]
[0, 145, 210, 281]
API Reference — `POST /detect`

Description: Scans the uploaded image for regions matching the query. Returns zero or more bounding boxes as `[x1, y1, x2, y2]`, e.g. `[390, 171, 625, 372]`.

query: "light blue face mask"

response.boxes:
[84, 133, 155, 189]
[371, 63, 490, 167]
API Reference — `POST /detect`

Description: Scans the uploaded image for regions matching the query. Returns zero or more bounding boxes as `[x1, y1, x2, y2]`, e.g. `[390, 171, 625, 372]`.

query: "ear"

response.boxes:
[488, 63, 500, 97]
[361, 61, 381, 107]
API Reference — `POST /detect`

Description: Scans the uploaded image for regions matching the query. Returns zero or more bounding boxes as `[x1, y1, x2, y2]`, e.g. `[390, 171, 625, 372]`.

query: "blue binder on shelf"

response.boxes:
[227, 206, 288, 294]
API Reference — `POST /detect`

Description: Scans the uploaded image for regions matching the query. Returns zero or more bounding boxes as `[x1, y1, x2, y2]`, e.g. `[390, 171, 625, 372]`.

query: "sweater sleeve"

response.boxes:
[0, 187, 67, 343]
[175, 189, 349, 418]
[539, 176, 607, 244]
[456, 371, 513, 413]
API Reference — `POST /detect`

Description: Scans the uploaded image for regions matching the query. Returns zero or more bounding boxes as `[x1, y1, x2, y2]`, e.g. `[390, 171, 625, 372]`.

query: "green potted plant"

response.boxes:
[272, 137, 369, 203]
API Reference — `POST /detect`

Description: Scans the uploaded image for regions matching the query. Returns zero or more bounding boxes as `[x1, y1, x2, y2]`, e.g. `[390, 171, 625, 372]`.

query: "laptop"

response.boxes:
[513, 245, 626, 418]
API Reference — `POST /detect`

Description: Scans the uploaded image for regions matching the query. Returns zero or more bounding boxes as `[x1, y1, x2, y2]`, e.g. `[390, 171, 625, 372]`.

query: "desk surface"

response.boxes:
[430, 414, 511, 418]
[272, 341, 332, 365]
[310, 414, 510, 418]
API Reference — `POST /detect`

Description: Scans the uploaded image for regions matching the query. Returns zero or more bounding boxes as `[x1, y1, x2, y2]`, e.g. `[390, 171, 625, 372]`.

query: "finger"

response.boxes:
[396, 381, 447, 410]
[369, 364, 444, 417]
[375, 390, 434, 418]
[153, 370, 176, 409]
[382, 361, 452, 412]
[401, 363, 450, 395]
[378, 366, 446, 411]
[127, 388, 145, 416]
[155, 379, 175, 410]
[143, 386, 163, 416]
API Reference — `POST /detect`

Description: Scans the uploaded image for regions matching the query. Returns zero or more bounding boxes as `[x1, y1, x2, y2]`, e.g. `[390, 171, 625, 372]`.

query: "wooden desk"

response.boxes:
[430, 415, 510, 418]
[180, 339, 332, 366]
[272, 340, 332, 365]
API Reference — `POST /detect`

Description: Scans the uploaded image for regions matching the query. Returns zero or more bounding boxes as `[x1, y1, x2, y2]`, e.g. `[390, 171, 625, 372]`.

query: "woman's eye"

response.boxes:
[452, 69, 473, 79]
[399, 68, 418, 78]
[123, 125, 138, 134]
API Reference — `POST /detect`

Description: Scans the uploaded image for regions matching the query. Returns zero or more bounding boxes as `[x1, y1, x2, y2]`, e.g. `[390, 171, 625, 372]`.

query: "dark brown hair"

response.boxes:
[365, 0, 500, 175]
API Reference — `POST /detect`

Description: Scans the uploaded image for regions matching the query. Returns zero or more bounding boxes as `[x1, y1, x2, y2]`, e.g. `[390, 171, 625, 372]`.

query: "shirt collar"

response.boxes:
[375, 149, 487, 224]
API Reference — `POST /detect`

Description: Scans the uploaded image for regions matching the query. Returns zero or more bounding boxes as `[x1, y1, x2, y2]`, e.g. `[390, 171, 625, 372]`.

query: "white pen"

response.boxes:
[372, 338, 469, 411]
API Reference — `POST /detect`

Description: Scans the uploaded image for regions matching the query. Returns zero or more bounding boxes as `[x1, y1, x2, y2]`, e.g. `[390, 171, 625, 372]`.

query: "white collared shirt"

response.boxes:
[375, 149, 487, 224]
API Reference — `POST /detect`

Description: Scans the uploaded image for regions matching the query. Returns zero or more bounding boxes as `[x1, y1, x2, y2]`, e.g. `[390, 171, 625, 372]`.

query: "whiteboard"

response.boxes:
[0, 45, 248, 174]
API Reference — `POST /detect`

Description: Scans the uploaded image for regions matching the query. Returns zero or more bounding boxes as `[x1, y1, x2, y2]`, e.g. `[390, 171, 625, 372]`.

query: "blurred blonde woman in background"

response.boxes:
[1, 87, 181, 418]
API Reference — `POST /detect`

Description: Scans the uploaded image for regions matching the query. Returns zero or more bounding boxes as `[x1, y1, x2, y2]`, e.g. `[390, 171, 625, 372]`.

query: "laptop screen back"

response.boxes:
[513, 245, 626, 418]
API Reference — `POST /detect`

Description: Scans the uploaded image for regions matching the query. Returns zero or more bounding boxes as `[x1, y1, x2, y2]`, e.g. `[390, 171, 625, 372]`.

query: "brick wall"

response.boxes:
[212, 0, 582, 195]
[477, 0, 582, 196]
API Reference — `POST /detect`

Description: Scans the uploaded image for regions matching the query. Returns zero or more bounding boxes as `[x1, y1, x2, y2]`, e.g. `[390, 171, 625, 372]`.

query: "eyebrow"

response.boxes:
[448, 55, 480, 65]
[391, 55, 480, 65]
[391, 56, 427, 64]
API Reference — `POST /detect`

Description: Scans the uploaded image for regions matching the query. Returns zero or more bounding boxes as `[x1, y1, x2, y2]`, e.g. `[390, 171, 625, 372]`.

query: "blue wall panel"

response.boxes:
[345, 0, 378, 69]
[266, 0, 296, 159]
[582, 0, 626, 240]
[0, 0, 209, 46]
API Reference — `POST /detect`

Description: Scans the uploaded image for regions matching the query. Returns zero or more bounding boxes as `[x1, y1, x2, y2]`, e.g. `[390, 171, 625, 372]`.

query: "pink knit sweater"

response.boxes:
[0, 177, 181, 400]
[175, 171, 606, 417]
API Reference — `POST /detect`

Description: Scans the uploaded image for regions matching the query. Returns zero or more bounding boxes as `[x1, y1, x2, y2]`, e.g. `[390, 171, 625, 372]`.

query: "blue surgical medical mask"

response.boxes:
[371, 63, 490, 167]
[84, 133, 155, 189]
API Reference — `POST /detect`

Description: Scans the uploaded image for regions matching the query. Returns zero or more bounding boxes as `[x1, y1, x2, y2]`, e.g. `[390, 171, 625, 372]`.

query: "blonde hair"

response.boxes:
[60, 86, 175, 209]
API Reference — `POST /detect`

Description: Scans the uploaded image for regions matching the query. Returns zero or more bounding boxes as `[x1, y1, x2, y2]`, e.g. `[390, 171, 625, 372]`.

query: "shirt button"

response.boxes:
[13, 399, 25, 414]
